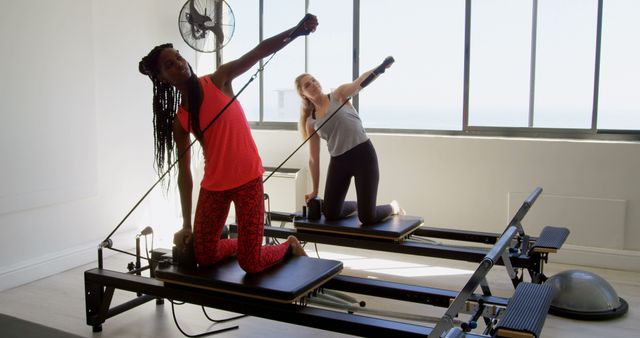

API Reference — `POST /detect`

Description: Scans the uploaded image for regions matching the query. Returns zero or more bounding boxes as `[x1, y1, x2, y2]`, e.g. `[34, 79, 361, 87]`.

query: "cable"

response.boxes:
[169, 300, 239, 337]
[201, 307, 247, 323]
[263, 97, 351, 184]
[104, 246, 175, 267]
[263, 56, 394, 184]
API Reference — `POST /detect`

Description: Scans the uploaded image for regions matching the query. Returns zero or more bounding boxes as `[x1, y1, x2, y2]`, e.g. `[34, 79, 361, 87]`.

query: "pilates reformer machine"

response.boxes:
[86, 19, 563, 333]
[84, 187, 560, 337]
[249, 187, 570, 288]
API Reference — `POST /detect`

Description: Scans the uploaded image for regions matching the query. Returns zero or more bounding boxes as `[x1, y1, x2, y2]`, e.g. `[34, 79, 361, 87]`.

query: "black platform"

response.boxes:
[155, 256, 343, 303]
[531, 226, 570, 253]
[294, 214, 424, 241]
[495, 282, 554, 338]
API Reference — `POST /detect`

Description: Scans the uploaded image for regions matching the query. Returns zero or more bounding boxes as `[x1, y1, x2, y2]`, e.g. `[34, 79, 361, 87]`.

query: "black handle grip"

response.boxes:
[285, 13, 315, 42]
[361, 56, 395, 88]
[377, 56, 395, 74]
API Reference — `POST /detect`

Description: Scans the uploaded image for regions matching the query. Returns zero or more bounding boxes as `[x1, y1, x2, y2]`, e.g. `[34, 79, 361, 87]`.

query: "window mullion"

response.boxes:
[462, 0, 471, 130]
[529, 0, 538, 128]
[258, 0, 264, 123]
[353, 0, 360, 111]
[592, 0, 603, 131]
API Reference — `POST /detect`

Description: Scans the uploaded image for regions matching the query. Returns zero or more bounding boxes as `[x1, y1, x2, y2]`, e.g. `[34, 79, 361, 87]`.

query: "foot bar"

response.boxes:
[429, 225, 521, 337]
[531, 226, 570, 253]
[494, 282, 554, 338]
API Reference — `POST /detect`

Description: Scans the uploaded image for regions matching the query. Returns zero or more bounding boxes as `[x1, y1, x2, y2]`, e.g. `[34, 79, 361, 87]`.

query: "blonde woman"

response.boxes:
[294, 65, 402, 225]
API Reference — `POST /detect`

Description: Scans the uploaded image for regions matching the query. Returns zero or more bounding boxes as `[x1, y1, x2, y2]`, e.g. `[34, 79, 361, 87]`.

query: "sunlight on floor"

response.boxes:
[153, 230, 474, 279]
[309, 250, 473, 278]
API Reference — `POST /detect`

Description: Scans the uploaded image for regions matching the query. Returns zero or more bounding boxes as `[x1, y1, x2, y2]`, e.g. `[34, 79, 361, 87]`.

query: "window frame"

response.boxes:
[234, 0, 640, 142]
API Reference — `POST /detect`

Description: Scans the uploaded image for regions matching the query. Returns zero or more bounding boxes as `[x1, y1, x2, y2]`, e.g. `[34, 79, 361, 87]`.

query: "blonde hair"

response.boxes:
[294, 73, 315, 139]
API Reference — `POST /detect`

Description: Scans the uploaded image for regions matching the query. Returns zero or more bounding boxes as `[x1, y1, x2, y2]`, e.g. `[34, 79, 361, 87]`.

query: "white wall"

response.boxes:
[254, 130, 640, 271]
[0, 0, 189, 291]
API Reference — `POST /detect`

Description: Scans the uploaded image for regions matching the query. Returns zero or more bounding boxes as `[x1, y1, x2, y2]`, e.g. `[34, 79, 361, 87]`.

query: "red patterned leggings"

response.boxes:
[193, 177, 289, 273]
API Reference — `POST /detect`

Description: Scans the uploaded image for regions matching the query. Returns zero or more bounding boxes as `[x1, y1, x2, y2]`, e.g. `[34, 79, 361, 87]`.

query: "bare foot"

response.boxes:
[287, 236, 308, 256]
[390, 200, 406, 215]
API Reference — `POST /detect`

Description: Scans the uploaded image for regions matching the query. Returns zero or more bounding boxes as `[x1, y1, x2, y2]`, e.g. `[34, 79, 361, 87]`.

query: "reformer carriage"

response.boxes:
[255, 187, 569, 288]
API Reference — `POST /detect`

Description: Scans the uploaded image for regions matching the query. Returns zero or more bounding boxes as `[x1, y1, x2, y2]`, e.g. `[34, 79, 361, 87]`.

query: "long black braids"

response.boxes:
[186, 72, 204, 141]
[139, 43, 204, 183]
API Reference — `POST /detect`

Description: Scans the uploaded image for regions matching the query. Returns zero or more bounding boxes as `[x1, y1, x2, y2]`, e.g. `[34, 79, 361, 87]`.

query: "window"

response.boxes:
[221, 0, 639, 139]
[360, 0, 465, 130]
[222, 0, 260, 121]
[598, 0, 640, 130]
[262, 0, 306, 122]
[469, 0, 532, 128]
[534, 0, 598, 129]
[307, 0, 352, 105]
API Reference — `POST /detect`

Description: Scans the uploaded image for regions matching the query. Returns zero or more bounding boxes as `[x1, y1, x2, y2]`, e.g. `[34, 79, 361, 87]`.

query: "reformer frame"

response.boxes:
[84, 189, 556, 337]
[85, 225, 552, 337]
[252, 187, 569, 287]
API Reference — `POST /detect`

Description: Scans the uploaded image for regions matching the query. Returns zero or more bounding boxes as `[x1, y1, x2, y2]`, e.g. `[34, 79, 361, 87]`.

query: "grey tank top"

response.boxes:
[309, 94, 369, 157]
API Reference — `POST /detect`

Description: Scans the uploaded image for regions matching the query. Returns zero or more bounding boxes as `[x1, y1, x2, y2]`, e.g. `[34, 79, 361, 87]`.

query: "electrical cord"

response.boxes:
[169, 300, 239, 337]
[201, 307, 247, 323]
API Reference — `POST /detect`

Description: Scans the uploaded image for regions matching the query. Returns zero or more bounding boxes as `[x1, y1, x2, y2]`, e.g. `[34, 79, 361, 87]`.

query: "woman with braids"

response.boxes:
[294, 63, 403, 225]
[138, 14, 317, 273]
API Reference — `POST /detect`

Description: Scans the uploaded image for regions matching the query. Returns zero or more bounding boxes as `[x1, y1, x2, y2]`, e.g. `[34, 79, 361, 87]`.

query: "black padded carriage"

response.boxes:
[294, 214, 424, 241]
[155, 256, 343, 303]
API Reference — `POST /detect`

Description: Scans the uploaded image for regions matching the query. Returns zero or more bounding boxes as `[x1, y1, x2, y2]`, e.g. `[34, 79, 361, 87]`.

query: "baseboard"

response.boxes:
[552, 244, 640, 272]
[0, 231, 136, 292]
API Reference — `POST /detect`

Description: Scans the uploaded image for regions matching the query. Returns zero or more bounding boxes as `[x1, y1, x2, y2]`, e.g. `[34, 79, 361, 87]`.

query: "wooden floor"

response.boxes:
[0, 243, 638, 338]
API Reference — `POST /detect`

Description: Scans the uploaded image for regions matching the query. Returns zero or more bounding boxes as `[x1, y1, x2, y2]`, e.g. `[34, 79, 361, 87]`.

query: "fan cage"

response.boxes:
[178, 0, 235, 53]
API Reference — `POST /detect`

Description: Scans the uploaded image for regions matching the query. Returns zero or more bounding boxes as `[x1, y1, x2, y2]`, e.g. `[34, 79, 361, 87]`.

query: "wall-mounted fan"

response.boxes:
[178, 0, 235, 53]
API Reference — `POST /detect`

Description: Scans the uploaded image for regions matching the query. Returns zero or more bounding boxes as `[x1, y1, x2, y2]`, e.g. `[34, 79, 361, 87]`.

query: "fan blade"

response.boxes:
[189, 0, 213, 25]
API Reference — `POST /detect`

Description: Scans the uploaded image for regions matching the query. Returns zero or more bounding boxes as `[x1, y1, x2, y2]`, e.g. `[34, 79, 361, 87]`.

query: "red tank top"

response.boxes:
[176, 76, 264, 191]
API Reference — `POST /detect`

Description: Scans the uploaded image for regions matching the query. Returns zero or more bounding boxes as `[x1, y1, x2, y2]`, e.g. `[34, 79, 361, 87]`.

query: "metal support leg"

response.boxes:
[85, 279, 113, 332]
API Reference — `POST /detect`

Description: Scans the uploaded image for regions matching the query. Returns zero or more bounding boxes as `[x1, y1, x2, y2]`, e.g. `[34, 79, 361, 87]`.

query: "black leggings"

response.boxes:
[323, 140, 393, 224]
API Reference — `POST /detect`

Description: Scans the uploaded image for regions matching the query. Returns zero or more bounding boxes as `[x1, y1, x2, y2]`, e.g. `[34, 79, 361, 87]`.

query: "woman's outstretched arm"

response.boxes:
[211, 14, 318, 97]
